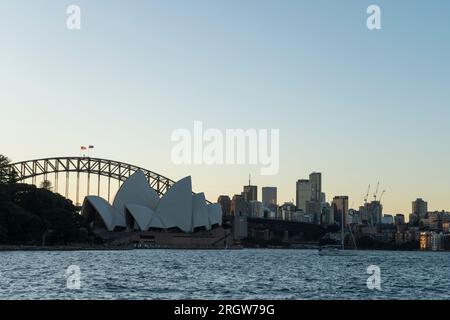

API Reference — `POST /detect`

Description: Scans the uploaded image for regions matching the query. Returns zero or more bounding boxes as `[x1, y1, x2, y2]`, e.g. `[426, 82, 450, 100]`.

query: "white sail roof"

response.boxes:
[207, 203, 223, 226]
[192, 193, 210, 230]
[113, 171, 160, 215]
[82, 196, 125, 231]
[81, 172, 221, 233]
[125, 204, 154, 231]
[156, 176, 193, 233]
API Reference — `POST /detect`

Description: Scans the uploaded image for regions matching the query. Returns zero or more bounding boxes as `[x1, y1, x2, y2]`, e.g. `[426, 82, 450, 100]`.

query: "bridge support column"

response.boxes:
[76, 171, 80, 206]
[97, 174, 101, 196]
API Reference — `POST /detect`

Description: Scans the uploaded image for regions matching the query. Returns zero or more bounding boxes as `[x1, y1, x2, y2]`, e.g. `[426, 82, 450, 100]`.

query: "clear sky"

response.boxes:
[1, 0, 449, 216]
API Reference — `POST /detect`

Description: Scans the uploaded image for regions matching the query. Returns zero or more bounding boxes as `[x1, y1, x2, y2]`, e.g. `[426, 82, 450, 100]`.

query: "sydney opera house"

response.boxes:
[81, 171, 232, 248]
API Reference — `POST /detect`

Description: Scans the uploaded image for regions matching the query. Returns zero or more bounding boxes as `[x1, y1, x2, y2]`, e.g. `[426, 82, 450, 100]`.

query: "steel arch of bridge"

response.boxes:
[5, 157, 178, 205]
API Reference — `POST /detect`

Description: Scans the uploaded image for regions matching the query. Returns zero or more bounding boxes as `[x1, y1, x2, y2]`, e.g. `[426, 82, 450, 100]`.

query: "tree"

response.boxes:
[0, 154, 11, 184]
[0, 182, 95, 245]
[8, 169, 19, 184]
[40, 180, 53, 191]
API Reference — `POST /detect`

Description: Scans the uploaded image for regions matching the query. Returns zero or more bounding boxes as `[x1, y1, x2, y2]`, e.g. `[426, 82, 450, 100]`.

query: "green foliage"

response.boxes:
[0, 155, 18, 184]
[0, 182, 95, 245]
[40, 180, 52, 191]
[0, 154, 11, 184]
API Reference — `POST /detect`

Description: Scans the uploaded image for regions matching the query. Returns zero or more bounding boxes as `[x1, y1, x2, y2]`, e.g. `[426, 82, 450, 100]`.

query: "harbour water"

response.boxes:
[0, 249, 449, 299]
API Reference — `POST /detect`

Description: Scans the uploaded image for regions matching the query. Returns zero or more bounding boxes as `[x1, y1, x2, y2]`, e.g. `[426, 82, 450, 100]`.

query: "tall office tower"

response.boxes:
[359, 204, 370, 223]
[306, 200, 322, 224]
[242, 185, 257, 202]
[412, 198, 428, 220]
[332, 196, 349, 226]
[262, 187, 277, 206]
[320, 192, 326, 203]
[309, 172, 322, 201]
[322, 202, 334, 225]
[217, 195, 231, 216]
[369, 201, 383, 225]
[231, 194, 248, 216]
[296, 179, 311, 212]
[243, 175, 257, 202]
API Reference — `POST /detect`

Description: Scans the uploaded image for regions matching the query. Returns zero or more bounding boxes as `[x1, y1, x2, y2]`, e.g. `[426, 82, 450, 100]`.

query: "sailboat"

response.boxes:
[319, 210, 357, 256]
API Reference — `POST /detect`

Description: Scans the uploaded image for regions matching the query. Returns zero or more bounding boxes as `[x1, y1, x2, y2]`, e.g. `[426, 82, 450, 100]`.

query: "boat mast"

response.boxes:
[341, 210, 344, 250]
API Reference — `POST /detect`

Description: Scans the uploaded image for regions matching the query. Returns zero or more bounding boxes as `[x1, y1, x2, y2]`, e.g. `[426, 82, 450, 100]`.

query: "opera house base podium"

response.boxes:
[95, 227, 234, 249]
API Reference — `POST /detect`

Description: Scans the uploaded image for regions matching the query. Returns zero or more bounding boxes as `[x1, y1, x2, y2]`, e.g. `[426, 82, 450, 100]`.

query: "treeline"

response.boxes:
[0, 154, 98, 245]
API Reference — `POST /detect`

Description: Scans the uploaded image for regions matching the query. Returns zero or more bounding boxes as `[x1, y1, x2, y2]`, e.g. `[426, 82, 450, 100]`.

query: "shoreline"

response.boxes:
[0, 245, 132, 252]
[0, 245, 447, 253]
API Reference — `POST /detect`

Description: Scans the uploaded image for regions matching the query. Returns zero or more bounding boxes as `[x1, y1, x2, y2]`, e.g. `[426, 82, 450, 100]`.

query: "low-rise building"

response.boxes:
[382, 214, 394, 225]
[394, 214, 405, 226]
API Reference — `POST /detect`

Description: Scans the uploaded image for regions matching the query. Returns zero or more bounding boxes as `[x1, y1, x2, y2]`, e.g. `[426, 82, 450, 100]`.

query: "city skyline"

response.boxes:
[4, 155, 442, 222]
[1, 0, 450, 215]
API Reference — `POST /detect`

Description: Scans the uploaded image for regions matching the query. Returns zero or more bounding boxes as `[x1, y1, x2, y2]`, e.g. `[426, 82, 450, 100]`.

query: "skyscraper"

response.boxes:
[369, 201, 383, 225]
[231, 194, 248, 216]
[296, 179, 311, 212]
[242, 185, 257, 202]
[412, 198, 428, 220]
[217, 195, 231, 216]
[262, 187, 277, 206]
[309, 172, 322, 202]
[332, 196, 349, 226]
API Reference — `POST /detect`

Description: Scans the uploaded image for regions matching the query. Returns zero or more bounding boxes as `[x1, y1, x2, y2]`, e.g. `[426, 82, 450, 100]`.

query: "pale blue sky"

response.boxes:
[1, 0, 449, 215]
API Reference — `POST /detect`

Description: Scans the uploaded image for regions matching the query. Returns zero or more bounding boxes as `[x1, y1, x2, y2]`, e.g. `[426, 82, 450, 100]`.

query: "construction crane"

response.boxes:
[364, 184, 371, 204]
[378, 190, 386, 203]
[373, 181, 380, 201]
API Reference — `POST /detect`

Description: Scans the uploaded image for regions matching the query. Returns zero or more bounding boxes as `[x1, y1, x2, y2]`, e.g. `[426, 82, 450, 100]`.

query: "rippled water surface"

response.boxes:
[0, 249, 449, 299]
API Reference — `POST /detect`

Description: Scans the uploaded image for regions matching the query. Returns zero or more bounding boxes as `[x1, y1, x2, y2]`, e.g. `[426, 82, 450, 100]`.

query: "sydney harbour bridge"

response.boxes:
[3, 156, 325, 241]
[4, 157, 180, 206]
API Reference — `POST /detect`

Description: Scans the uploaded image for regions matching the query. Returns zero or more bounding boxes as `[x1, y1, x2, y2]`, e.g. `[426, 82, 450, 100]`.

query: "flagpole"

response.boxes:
[88, 145, 94, 158]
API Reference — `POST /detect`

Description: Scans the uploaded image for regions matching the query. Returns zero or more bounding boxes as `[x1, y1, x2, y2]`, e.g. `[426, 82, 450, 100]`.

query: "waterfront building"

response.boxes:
[381, 228, 396, 242]
[262, 187, 277, 206]
[359, 203, 371, 224]
[369, 201, 383, 225]
[394, 214, 405, 226]
[409, 213, 419, 225]
[249, 200, 264, 218]
[233, 213, 248, 240]
[281, 202, 296, 221]
[395, 228, 419, 246]
[306, 200, 322, 224]
[231, 194, 248, 216]
[431, 232, 446, 251]
[321, 202, 334, 225]
[382, 214, 394, 225]
[348, 208, 361, 224]
[427, 211, 446, 230]
[419, 232, 431, 250]
[332, 196, 349, 226]
[275, 206, 283, 220]
[291, 211, 313, 223]
[443, 222, 450, 232]
[296, 179, 311, 212]
[217, 195, 231, 216]
[299, 212, 314, 223]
